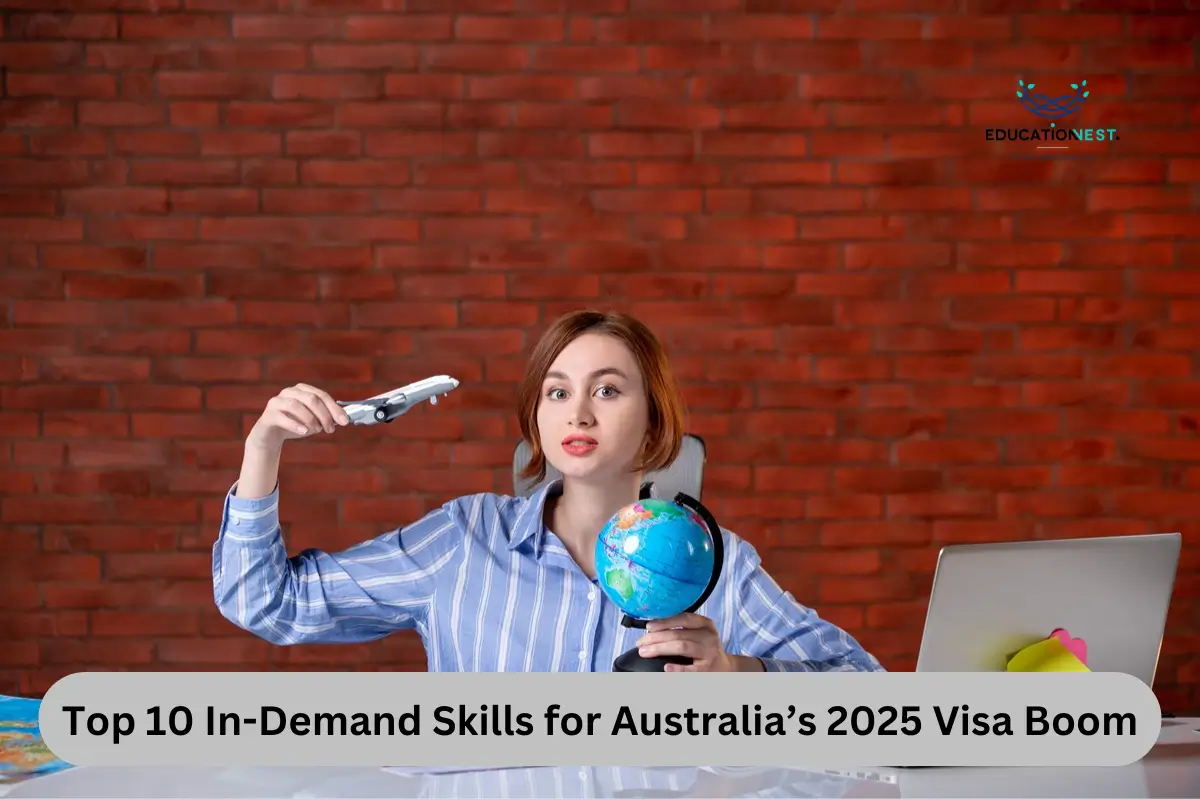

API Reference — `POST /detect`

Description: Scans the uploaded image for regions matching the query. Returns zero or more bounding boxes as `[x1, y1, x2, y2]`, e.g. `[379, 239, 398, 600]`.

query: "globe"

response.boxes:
[596, 498, 715, 620]
[594, 493, 725, 671]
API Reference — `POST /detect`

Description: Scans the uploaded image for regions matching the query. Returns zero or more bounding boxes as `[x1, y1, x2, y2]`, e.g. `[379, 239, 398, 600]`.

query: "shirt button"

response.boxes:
[588, 590, 595, 601]
[578, 651, 586, 660]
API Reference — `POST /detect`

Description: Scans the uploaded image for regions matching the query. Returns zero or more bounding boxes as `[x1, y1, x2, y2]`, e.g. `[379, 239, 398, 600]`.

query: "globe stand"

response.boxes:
[613, 614, 693, 672]
[611, 491, 725, 673]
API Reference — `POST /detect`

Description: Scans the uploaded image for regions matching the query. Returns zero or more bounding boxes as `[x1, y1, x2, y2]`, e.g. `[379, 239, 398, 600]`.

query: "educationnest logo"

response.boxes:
[985, 78, 1118, 147]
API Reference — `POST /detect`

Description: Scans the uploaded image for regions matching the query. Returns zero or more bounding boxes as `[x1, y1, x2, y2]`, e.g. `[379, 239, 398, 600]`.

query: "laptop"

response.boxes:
[829, 532, 1185, 775]
[915, 532, 1182, 688]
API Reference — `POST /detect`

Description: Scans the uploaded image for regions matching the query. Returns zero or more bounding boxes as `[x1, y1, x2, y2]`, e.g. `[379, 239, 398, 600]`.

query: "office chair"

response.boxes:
[512, 434, 707, 501]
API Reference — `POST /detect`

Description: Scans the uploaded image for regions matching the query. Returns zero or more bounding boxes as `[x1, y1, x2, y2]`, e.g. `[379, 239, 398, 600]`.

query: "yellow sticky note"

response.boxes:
[1007, 636, 1091, 673]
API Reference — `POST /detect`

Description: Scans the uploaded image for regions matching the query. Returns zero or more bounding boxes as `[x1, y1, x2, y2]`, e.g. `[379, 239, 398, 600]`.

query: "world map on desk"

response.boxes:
[0, 696, 73, 783]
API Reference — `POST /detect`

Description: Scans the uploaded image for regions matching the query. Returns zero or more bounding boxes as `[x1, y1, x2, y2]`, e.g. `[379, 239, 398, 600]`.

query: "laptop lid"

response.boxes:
[914, 532, 1181, 687]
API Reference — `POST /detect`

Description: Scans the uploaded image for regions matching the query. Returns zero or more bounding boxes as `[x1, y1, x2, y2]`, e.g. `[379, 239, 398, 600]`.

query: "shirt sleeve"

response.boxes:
[724, 534, 886, 673]
[211, 481, 463, 646]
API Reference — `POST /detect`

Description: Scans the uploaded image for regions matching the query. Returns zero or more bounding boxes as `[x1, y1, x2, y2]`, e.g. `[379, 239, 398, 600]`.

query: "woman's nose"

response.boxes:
[569, 399, 594, 426]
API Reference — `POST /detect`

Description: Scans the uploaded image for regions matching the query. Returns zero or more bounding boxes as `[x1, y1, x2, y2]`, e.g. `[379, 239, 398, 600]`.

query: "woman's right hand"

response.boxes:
[246, 383, 351, 450]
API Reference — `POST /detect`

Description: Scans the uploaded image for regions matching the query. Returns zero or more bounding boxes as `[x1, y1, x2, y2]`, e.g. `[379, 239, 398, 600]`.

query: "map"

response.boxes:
[0, 696, 73, 784]
[595, 499, 716, 621]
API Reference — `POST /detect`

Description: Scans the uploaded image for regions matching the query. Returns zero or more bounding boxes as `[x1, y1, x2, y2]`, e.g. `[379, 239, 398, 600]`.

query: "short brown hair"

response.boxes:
[516, 309, 685, 483]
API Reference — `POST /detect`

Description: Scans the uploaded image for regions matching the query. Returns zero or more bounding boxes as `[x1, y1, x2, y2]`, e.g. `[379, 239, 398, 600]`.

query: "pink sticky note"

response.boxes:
[1050, 628, 1087, 665]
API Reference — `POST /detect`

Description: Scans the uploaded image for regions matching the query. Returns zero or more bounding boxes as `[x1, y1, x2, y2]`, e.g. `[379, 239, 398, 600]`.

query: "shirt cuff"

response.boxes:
[220, 481, 282, 545]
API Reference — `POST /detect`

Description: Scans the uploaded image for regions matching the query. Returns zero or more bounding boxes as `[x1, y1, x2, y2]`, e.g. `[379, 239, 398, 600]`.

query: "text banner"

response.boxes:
[39, 671, 1160, 769]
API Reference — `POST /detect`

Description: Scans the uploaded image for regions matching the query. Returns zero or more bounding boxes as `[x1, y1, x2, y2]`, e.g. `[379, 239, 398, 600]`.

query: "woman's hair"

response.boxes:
[516, 309, 685, 483]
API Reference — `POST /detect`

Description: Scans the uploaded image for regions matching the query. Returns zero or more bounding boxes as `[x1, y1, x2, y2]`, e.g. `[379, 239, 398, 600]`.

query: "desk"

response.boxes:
[3, 718, 1197, 798]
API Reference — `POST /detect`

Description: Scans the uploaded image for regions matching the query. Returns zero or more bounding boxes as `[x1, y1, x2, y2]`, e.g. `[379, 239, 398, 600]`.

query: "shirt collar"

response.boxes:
[507, 477, 563, 553]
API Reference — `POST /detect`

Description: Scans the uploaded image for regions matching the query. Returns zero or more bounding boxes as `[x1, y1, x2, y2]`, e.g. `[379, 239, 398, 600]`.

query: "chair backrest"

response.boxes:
[512, 434, 707, 501]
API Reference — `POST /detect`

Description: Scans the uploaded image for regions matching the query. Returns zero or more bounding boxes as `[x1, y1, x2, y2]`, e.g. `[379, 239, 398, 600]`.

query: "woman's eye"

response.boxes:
[547, 388, 567, 400]
[596, 386, 619, 399]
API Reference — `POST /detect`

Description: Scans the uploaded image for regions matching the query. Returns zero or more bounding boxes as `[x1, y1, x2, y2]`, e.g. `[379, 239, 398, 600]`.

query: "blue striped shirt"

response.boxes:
[212, 479, 884, 673]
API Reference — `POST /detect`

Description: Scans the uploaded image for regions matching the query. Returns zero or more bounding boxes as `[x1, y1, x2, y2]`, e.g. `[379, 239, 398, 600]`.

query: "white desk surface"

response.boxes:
[3, 717, 1197, 798]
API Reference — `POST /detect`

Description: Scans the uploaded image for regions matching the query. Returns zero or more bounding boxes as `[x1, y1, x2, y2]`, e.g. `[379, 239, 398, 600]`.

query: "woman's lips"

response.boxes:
[562, 436, 598, 456]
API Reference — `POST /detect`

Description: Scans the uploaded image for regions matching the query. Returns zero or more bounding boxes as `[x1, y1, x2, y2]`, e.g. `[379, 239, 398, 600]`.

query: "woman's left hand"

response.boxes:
[635, 612, 747, 672]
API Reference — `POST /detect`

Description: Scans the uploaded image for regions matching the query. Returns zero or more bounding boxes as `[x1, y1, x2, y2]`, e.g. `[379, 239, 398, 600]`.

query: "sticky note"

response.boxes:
[1049, 628, 1088, 665]
[1006, 635, 1090, 673]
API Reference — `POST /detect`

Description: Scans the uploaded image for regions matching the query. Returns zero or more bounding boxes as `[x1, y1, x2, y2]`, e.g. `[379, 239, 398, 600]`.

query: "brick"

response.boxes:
[65, 273, 203, 301]
[3, 498, 112, 525]
[240, 301, 350, 328]
[772, 549, 883, 577]
[701, 132, 808, 158]
[0, 42, 83, 69]
[8, 73, 116, 98]
[285, 131, 362, 157]
[200, 132, 281, 157]
[37, 470, 155, 499]
[112, 131, 197, 156]
[128, 159, 240, 186]
[818, 576, 912, 604]
[302, 159, 411, 186]
[643, 42, 756, 72]
[119, 13, 226, 39]
[466, 75, 575, 102]
[0, 160, 87, 189]
[577, 76, 685, 103]
[226, 101, 335, 129]
[273, 73, 383, 101]
[455, 15, 564, 41]
[9, 13, 118, 39]
[423, 217, 532, 242]
[315, 274, 395, 301]
[63, 184, 172, 213]
[152, 357, 261, 383]
[111, 380, 204, 409]
[78, 100, 165, 127]
[311, 44, 418, 70]
[88, 218, 196, 242]
[41, 412, 130, 438]
[232, 15, 343, 40]
[156, 72, 272, 100]
[5, 101, 76, 131]
[40, 640, 154, 666]
[532, 45, 640, 72]
[1, 384, 107, 413]
[1015, 270, 1124, 294]
[169, 189, 258, 216]
[588, 132, 693, 158]
[158, 639, 277, 665]
[90, 611, 199, 637]
[366, 131, 475, 158]
[1020, 325, 1120, 350]
[747, 188, 860, 214]
[479, 132, 586, 159]
[130, 413, 242, 439]
[342, 13, 450, 39]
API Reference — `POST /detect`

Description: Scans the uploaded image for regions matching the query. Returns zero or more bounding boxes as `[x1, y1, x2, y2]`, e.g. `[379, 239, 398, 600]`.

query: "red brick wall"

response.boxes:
[2, 4, 1197, 712]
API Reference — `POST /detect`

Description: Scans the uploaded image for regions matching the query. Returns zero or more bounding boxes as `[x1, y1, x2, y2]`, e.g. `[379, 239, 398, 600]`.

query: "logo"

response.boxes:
[985, 77, 1117, 148]
[1016, 78, 1087, 119]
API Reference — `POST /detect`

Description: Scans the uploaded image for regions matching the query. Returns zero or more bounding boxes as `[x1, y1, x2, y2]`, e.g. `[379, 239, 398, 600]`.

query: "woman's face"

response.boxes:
[536, 332, 649, 484]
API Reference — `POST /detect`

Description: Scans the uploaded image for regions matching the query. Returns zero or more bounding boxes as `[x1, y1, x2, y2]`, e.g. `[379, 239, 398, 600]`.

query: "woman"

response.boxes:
[213, 310, 884, 673]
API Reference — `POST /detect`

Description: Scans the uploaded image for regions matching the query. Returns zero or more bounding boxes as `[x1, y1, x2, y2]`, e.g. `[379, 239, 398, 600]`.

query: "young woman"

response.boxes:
[213, 310, 884, 673]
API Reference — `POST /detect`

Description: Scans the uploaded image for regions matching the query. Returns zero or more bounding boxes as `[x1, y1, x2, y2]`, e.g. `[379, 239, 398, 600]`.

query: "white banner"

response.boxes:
[39, 671, 1160, 769]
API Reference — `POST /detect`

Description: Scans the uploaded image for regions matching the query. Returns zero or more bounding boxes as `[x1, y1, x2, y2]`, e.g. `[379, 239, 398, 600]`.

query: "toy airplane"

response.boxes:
[337, 375, 459, 425]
